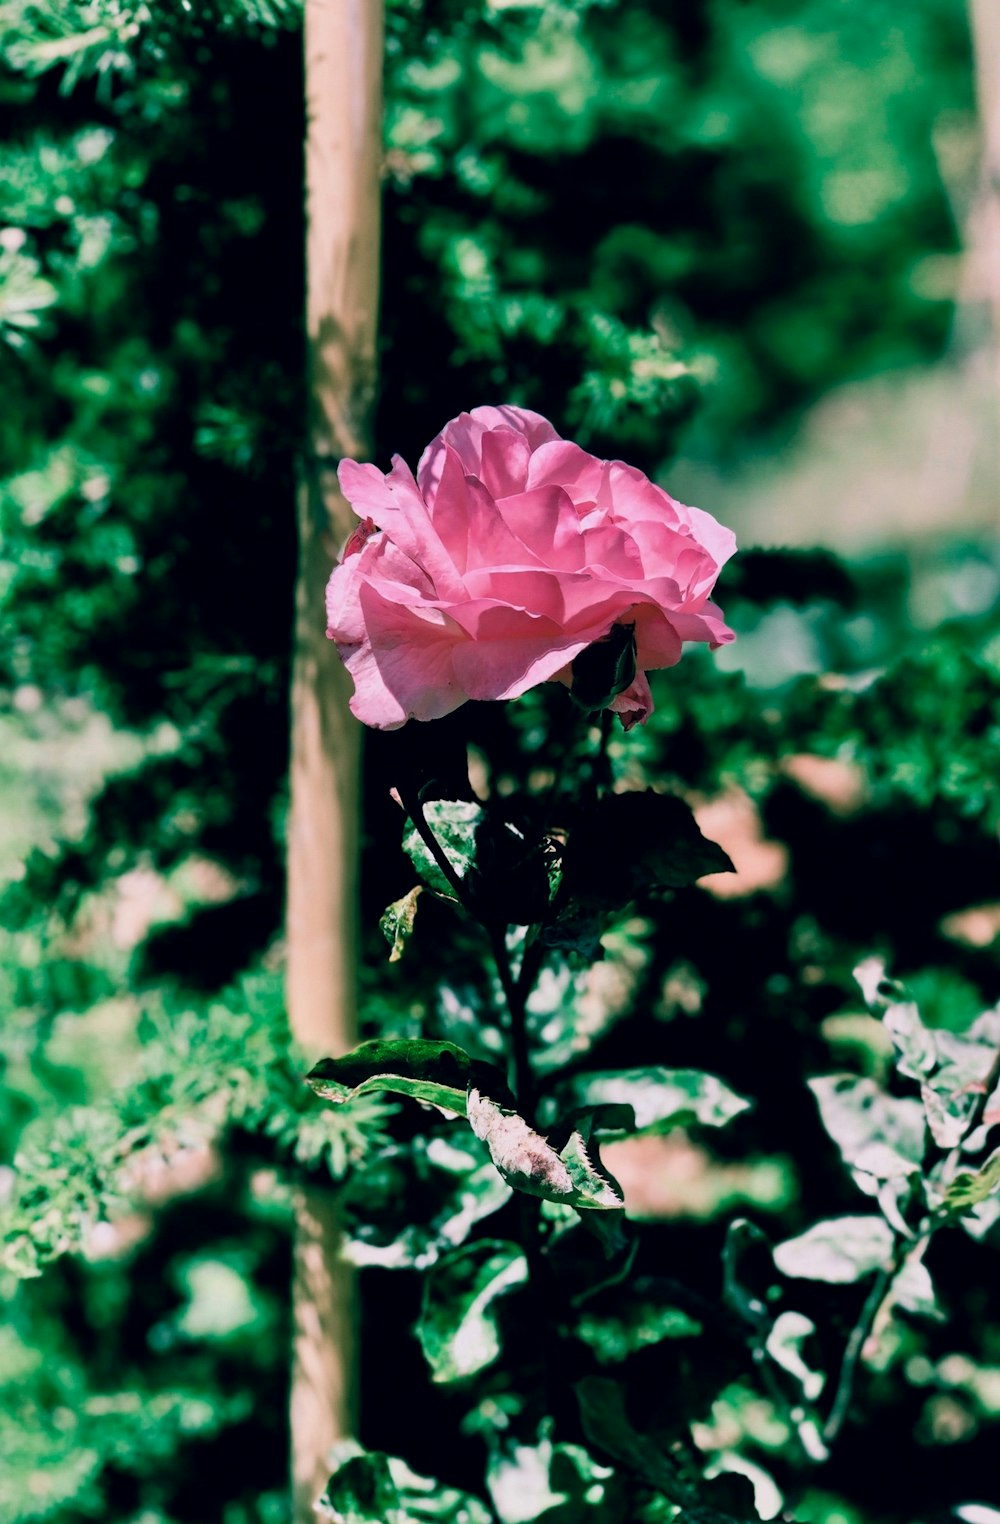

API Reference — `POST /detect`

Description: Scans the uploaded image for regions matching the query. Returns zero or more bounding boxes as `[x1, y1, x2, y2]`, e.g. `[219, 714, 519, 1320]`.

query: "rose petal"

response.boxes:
[448, 604, 593, 701]
[331, 407, 735, 727]
[609, 670, 654, 730]
[339, 456, 465, 600]
[342, 581, 464, 728]
[493, 485, 584, 566]
[418, 406, 560, 498]
[477, 427, 532, 499]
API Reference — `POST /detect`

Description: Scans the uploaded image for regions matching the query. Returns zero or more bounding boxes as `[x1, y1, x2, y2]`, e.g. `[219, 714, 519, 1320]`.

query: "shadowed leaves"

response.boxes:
[558, 789, 734, 913]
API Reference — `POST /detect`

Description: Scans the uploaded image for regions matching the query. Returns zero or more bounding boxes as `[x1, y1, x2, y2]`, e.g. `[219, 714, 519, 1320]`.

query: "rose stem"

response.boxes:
[400, 783, 537, 1111]
[489, 926, 535, 1117]
[398, 786, 469, 906]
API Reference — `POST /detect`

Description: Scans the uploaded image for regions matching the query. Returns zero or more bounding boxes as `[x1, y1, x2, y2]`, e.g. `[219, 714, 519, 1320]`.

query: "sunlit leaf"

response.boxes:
[487, 1432, 622, 1524]
[765, 1311, 825, 1400]
[417, 1239, 528, 1383]
[402, 800, 484, 898]
[854, 957, 937, 1079]
[920, 1081, 973, 1150]
[773, 1217, 893, 1283]
[320, 1444, 492, 1524]
[563, 1067, 750, 1134]
[922, 1012, 1000, 1147]
[559, 1127, 625, 1210]
[386, 1455, 492, 1522]
[808, 1075, 924, 1179]
[468, 1089, 573, 1198]
[890, 1257, 941, 1320]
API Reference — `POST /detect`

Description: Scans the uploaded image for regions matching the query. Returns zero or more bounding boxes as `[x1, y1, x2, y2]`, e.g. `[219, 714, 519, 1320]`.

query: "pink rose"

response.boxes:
[326, 405, 736, 730]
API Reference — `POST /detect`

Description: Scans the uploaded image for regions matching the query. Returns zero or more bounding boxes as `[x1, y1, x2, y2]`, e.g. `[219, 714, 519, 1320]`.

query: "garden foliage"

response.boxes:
[1, 2, 998, 1523]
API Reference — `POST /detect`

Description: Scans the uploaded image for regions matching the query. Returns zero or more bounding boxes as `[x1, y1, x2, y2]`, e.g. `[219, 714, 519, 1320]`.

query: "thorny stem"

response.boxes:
[490, 926, 535, 1117]
[399, 787, 468, 905]
[401, 785, 541, 1114]
[823, 1037, 1000, 1447]
[541, 700, 587, 826]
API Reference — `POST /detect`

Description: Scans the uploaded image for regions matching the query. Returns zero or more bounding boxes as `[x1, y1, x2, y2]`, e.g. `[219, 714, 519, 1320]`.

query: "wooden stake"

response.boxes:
[970, 0, 1000, 471]
[288, 1, 383, 1514]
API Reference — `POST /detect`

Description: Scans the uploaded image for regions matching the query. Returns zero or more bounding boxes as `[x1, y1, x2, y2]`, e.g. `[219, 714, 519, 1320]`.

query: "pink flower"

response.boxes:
[326, 405, 736, 730]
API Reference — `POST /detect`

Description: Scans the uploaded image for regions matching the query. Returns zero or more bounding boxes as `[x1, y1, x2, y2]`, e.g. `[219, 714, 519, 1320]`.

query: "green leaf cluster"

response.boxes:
[3, 970, 394, 1278]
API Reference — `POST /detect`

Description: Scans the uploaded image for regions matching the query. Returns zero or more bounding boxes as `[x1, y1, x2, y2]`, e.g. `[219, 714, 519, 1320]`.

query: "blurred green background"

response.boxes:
[1, 1, 998, 1521]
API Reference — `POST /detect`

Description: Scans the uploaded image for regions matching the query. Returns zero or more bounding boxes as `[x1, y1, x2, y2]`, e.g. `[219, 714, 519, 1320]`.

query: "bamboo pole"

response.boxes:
[288, 1, 383, 1515]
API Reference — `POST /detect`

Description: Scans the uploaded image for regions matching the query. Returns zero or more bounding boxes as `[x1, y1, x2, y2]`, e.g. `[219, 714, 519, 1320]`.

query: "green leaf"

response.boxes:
[944, 1148, 1000, 1215]
[957, 1194, 1000, 1242]
[319, 1451, 402, 1524]
[467, 1090, 624, 1211]
[574, 1375, 687, 1503]
[403, 800, 484, 898]
[808, 1075, 925, 1179]
[563, 1068, 751, 1135]
[560, 790, 734, 909]
[339, 1135, 512, 1271]
[576, 1299, 701, 1365]
[320, 1446, 492, 1524]
[386, 1455, 492, 1522]
[417, 1239, 528, 1383]
[380, 887, 422, 963]
[0, 250, 58, 348]
[559, 1127, 626, 1211]
[487, 1441, 565, 1524]
[764, 1311, 825, 1401]
[773, 1216, 894, 1283]
[306, 1039, 473, 1116]
[487, 1432, 623, 1524]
